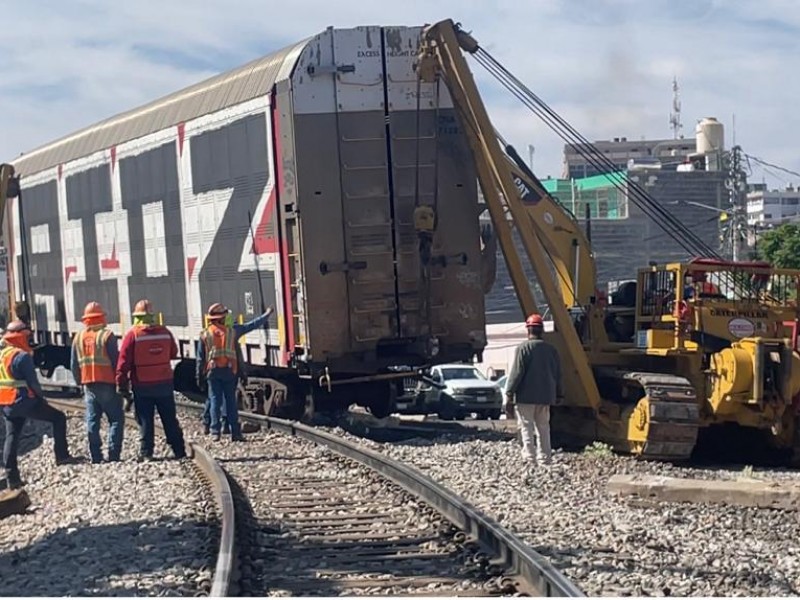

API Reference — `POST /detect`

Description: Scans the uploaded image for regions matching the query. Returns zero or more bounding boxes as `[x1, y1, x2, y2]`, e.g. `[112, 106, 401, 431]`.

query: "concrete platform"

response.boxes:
[0, 489, 31, 519]
[608, 474, 800, 510]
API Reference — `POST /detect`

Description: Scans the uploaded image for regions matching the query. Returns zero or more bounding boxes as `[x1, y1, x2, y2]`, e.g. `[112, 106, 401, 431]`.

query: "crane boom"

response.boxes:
[503, 150, 598, 309]
[418, 20, 602, 411]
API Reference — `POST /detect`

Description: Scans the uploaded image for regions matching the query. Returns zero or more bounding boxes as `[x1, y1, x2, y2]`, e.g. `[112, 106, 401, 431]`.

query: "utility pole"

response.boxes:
[723, 145, 747, 261]
[669, 77, 683, 140]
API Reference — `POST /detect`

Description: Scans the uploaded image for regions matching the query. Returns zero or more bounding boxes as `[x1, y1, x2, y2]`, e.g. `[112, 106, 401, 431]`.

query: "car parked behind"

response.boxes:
[418, 364, 503, 420]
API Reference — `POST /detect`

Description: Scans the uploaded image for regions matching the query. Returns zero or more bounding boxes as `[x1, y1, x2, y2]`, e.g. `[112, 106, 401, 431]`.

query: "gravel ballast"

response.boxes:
[0, 412, 218, 596]
[316, 424, 800, 597]
[174, 397, 800, 596]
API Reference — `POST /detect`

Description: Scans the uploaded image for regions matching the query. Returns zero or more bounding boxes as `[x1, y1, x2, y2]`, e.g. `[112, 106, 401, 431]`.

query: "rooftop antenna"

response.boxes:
[669, 76, 683, 140]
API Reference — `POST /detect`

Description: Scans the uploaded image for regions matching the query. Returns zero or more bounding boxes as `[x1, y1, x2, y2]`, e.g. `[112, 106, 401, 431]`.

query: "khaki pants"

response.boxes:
[515, 404, 551, 464]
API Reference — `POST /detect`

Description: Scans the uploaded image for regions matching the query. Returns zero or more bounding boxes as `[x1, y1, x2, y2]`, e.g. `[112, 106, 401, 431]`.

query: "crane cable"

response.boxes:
[471, 48, 722, 260]
[472, 48, 717, 256]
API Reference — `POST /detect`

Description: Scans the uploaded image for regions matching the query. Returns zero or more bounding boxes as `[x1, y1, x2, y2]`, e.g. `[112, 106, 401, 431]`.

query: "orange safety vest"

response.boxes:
[0, 346, 32, 406]
[75, 327, 116, 384]
[131, 325, 174, 384]
[200, 324, 238, 374]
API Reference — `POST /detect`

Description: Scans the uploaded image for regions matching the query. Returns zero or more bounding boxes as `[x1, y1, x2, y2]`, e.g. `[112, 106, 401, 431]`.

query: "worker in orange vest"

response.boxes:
[116, 299, 186, 461]
[2, 320, 77, 489]
[685, 271, 721, 299]
[70, 301, 123, 464]
[196, 303, 273, 441]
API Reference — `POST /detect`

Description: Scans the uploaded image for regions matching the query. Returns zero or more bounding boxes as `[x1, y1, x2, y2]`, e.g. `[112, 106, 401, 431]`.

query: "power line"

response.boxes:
[746, 154, 800, 180]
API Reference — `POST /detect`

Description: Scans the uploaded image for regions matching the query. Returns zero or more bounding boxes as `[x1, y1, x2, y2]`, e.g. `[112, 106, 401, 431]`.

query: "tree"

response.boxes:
[757, 223, 800, 269]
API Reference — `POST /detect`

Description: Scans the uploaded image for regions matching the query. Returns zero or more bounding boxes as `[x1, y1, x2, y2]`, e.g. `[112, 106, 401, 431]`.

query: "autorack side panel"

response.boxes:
[13, 179, 69, 335]
[10, 96, 289, 363]
[7, 40, 309, 366]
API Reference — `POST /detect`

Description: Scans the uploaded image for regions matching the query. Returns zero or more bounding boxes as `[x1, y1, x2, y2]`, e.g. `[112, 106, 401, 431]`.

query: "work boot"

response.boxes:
[137, 454, 154, 463]
[213, 432, 221, 442]
[203, 424, 210, 435]
[4, 475, 24, 490]
[231, 434, 246, 443]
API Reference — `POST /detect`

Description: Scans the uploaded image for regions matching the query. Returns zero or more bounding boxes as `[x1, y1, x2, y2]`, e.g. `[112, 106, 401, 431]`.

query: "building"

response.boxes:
[484, 117, 730, 326]
[746, 187, 800, 227]
[562, 138, 695, 179]
[562, 117, 726, 179]
[541, 171, 628, 219]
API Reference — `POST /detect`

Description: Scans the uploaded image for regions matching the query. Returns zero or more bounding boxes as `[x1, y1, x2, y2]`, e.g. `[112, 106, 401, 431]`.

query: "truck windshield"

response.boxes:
[440, 368, 485, 381]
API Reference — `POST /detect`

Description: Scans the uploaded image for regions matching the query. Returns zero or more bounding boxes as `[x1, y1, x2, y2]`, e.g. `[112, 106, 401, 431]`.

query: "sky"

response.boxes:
[2, 0, 798, 188]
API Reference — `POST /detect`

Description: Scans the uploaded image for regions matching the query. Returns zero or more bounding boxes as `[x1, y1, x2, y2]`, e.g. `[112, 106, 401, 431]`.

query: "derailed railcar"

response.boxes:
[5, 26, 488, 417]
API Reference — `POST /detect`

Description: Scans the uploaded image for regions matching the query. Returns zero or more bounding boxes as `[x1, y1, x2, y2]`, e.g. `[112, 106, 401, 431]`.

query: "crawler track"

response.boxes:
[177, 396, 582, 597]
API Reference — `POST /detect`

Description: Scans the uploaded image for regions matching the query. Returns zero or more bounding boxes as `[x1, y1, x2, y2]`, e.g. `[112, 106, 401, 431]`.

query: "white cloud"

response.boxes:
[3, 0, 798, 186]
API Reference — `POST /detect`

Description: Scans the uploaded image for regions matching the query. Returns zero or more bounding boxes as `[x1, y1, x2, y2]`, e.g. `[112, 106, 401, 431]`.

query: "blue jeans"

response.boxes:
[208, 375, 240, 437]
[3, 397, 69, 484]
[84, 383, 124, 462]
[203, 397, 228, 432]
[133, 393, 186, 458]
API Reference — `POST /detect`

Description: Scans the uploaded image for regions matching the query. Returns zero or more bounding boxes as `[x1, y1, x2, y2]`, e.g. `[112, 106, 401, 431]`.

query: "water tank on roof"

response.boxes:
[695, 117, 725, 155]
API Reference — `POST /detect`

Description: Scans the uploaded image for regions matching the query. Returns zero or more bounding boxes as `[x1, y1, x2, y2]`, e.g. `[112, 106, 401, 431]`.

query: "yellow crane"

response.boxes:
[418, 20, 800, 462]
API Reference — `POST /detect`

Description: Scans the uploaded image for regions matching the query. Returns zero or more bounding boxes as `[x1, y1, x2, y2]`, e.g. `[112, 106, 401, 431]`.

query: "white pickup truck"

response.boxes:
[418, 364, 503, 420]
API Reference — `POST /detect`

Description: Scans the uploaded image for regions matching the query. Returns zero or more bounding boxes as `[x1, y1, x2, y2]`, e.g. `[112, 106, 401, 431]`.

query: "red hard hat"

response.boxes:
[207, 303, 229, 320]
[132, 299, 154, 316]
[82, 301, 105, 320]
[525, 313, 544, 327]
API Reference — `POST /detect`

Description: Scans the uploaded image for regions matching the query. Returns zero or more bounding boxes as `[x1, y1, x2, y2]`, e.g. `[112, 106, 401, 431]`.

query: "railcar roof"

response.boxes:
[12, 38, 309, 176]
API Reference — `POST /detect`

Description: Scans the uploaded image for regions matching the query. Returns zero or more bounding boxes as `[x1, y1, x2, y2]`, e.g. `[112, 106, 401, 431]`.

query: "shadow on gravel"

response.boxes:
[0, 516, 213, 596]
[333, 417, 516, 446]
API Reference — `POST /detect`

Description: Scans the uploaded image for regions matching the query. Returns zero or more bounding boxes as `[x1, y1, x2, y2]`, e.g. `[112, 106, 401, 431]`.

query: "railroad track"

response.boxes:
[46, 395, 235, 597]
[174, 395, 583, 597]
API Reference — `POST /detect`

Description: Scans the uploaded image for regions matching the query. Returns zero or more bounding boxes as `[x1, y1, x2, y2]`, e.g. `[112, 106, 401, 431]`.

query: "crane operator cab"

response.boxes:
[627, 258, 800, 449]
[635, 258, 798, 350]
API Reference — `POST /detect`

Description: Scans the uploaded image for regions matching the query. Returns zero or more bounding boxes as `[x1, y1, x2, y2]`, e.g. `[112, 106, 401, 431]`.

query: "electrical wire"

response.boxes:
[746, 155, 800, 180]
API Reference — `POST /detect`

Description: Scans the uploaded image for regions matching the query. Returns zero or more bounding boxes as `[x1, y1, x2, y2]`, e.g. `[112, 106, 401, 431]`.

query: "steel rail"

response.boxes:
[46, 396, 236, 598]
[176, 397, 584, 597]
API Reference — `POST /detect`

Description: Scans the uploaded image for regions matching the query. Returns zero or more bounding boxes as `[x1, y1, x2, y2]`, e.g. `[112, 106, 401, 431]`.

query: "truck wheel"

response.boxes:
[437, 394, 458, 421]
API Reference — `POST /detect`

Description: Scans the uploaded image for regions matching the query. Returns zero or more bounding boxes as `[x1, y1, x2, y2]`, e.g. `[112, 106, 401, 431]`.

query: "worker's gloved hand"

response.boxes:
[196, 377, 208, 393]
[264, 306, 275, 318]
[123, 396, 134, 413]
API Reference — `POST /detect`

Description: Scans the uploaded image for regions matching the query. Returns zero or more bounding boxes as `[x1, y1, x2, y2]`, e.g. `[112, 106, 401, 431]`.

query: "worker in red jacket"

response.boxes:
[116, 299, 186, 461]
